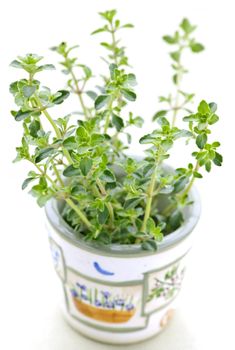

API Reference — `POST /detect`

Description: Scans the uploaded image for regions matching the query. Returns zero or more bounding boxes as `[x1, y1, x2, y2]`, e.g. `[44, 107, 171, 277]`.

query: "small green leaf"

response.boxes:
[205, 160, 211, 172]
[141, 240, 158, 251]
[10, 60, 22, 68]
[29, 120, 40, 137]
[35, 148, 55, 163]
[98, 205, 109, 224]
[180, 18, 196, 34]
[100, 169, 116, 183]
[15, 110, 32, 121]
[213, 152, 223, 166]
[80, 157, 93, 176]
[139, 134, 155, 144]
[122, 23, 134, 29]
[94, 95, 110, 110]
[198, 100, 210, 114]
[63, 165, 80, 177]
[152, 110, 168, 122]
[162, 35, 177, 44]
[196, 133, 207, 149]
[190, 42, 204, 53]
[63, 136, 77, 150]
[170, 51, 180, 62]
[22, 177, 36, 190]
[121, 88, 136, 101]
[112, 114, 124, 131]
[22, 85, 36, 98]
[174, 176, 189, 193]
[52, 90, 70, 105]
[124, 197, 142, 209]
[86, 90, 97, 101]
[169, 210, 183, 230]
[209, 102, 217, 113]
[91, 27, 107, 35]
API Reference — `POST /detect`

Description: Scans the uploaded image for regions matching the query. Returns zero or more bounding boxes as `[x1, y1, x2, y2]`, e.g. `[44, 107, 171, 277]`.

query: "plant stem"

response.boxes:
[141, 166, 158, 232]
[34, 96, 61, 137]
[32, 162, 58, 188]
[34, 95, 73, 165]
[110, 25, 118, 65]
[104, 97, 115, 134]
[52, 162, 64, 186]
[69, 68, 90, 119]
[65, 198, 93, 229]
[181, 161, 200, 197]
[162, 161, 200, 217]
[96, 178, 114, 223]
[171, 47, 183, 128]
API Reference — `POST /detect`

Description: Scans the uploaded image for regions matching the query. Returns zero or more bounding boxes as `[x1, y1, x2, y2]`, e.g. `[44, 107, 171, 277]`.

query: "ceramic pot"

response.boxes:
[45, 187, 200, 344]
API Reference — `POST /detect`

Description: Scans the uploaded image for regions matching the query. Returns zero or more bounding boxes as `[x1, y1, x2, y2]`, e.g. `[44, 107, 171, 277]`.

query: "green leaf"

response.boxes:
[101, 169, 116, 183]
[15, 110, 32, 121]
[80, 157, 93, 176]
[208, 114, 219, 125]
[170, 51, 180, 62]
[146, 217, 155, 232]
[10, 60, 22, 68]
[174, 176, 189, 193]
[205, 160, 211, 172]
[22, 85, 36, 98]
[52, 90, 70, 105]
[121, 88, 136, 101]
[194, 171, 203, 178]
[91, 27, 107, 35]
[163, 35, 177, 44]
[196, 133, 207, 149]
[122, 23, 134, 29]
[98, 205, 109, 224]
[161, 139, 173, 151]
[190, 42, 204, 53]
[63, 165, 80, 177]
[152, 110, 168, 121]
[139, 134, 155, 144]
[94, 95, 110, 110]
[90, 134, 105, 146]
[213, 152, 223, 166]
[76, 126, 89, 144]
[169, 210, 183, 230]
[63, 136, 77, 150]
[198, 100, 210, 114]
[22, 177, 36, 190]
[112, 114, 124, 131]
[35, 148, 55, 163]
[141, 240, 158, 251]
[86, 90, 97, 101]
[40, 64, 55, 71]
[124, 197, 142, 209]
[209, 102, 217, 113]
[29, 120, 40, 137]
[180, 18, 196, 34]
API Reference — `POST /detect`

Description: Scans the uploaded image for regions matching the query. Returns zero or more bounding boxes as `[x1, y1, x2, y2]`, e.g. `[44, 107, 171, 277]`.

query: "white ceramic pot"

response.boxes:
[45, 187, 200, 345]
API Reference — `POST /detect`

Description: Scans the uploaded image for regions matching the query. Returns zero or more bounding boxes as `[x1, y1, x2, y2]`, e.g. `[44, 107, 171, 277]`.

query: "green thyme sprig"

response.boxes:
[153, 18, 204, 127]
[9, 11, 223, 251]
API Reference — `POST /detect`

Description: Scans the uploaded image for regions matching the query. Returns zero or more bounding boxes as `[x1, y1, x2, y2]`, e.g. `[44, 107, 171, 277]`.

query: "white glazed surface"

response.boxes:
[46, 188, 199, 345]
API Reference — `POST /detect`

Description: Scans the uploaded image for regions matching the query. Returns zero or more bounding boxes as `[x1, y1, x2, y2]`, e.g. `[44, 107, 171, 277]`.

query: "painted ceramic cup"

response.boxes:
[45, 187, 200, 345]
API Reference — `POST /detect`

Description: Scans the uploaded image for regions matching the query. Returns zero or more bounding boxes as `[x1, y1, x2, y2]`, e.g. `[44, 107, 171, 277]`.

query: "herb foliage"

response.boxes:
[10, 11, 222, 250]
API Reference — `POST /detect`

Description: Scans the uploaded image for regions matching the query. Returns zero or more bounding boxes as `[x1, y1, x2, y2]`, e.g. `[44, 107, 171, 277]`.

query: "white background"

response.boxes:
[0, 0, 234, 349]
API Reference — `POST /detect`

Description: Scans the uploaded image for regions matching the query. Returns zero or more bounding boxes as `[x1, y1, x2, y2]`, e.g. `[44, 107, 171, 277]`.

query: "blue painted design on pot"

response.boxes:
[93, 261, 115, 276]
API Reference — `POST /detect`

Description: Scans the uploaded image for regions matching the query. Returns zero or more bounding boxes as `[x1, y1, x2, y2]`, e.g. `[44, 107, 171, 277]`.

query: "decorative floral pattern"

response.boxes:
[71, 283, 135, 312]
[147, 264, 185, 302]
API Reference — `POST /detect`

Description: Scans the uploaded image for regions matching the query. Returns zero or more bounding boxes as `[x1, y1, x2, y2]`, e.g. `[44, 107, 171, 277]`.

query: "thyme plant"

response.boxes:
[9, 10, 223, 250]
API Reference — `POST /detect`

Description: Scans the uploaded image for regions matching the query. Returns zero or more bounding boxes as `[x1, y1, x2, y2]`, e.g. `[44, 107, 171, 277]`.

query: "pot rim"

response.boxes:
[45, 185, 201, 257]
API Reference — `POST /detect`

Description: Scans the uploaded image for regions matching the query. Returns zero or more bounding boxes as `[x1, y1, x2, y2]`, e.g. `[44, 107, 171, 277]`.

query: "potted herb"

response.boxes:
[9, 10, 222, 344]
